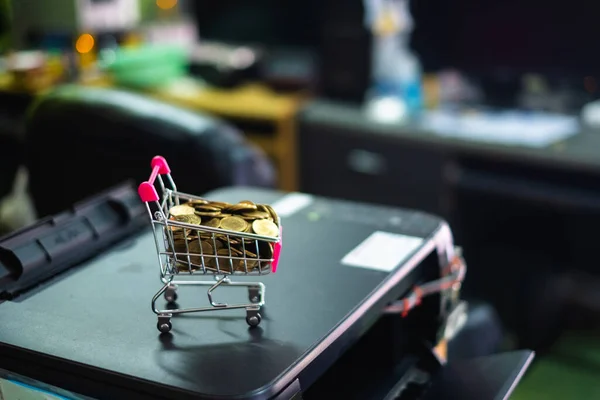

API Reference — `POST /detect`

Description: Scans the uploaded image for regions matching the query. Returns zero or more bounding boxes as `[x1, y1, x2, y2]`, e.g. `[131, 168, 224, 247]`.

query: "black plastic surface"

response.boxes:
[0, 182, 146, 299]
[0, 187, 445, 400]
[422, 350, 534, 400]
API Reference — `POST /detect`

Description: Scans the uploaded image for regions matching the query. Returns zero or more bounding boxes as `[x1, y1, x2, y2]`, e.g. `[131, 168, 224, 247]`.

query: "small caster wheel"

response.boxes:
[246, 313, 262, 327]
[157, 320, 172, 333]
[164, 288, 178, 303]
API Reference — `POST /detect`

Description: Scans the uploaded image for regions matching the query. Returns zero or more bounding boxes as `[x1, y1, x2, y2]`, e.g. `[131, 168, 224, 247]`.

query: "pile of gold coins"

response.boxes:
[165, 199, 280, 273]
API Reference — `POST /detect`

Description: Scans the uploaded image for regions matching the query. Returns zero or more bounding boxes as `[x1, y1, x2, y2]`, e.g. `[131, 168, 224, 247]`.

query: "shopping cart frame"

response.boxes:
[138, 156, 282, 333]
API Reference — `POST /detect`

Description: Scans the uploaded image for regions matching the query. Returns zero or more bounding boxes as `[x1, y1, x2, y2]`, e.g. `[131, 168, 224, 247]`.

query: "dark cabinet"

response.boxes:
[299, 120, 448, 216]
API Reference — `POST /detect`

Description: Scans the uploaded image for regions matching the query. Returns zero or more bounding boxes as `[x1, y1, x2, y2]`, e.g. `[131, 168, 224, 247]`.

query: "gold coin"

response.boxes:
[213, 239, 225, 250]
[186, 240, 214, 266]
[264, 204, 279, 224]
[165, 222, 189, 237]
[242, 210, 270, 219]
[226, 236, 242, 245]
[194, 211, 221, 217]
[217, 248, 231, 255]
[189, 240, 213, 254]
[168, 238, 187, 252]
[215, 248, 248, 272]
[170, 233, 187, 242]
[173, 227, 189, 236]
[224, 202, 257, 213]
[199, 233, 216, 241]
[211, 249, 234, 272]
[252, 219, 279, 237]
[218, 248, 238, 258]
[186, 199, 208, 205]
[236, 258, 258, 271]
[174, 214, 202, 225]
[169, 204, 195, 217]
[243, 248, 258, 258]
[238, 239, 258, 254]
[207, 201, 231, 209]
[230, 246, 244, 256]
[220, 216, 248, 232]
[194, 205, 221, 212]
[202, 218, 221, 228]
[176, 261, 198, 273]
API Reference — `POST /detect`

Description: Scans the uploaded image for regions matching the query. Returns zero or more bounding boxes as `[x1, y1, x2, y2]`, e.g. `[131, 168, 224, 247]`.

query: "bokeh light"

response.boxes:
[157, 0, 178, 10]
[75, 33, 95, 54]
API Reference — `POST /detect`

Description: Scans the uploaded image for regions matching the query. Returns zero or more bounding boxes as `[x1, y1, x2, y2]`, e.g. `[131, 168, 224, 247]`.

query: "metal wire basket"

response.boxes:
[138, 156, 282, 333]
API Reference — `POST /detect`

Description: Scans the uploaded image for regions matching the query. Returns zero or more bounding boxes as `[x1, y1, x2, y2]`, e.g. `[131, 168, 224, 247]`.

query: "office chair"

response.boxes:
[0, 91, 30, 199]
[0, 91, 36, 235]
[24, 85, 275, 219]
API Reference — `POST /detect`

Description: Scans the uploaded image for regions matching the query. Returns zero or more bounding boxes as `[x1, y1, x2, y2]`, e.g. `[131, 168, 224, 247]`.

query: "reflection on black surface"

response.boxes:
[155, 323, 300, 397]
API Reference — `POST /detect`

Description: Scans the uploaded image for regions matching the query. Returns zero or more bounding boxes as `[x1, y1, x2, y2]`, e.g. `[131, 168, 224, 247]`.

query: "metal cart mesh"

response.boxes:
[138, 156, 282, 333]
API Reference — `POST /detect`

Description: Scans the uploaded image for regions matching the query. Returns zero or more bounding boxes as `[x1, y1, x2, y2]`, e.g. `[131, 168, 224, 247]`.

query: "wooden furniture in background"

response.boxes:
[149, 80, 307, 192]
[82, 75, 307, 191]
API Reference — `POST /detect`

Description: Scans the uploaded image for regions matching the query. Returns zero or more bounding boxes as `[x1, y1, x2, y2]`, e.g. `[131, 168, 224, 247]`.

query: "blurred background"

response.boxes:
[1, 0, 600, 398]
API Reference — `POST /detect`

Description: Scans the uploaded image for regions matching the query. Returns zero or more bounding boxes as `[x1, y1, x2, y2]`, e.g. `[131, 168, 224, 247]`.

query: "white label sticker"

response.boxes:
[341, 231, 424, 272]
[271, 193, 313, 218]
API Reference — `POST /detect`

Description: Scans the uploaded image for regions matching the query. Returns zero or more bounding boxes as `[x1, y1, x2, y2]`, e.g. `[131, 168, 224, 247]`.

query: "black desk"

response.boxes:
[0, 187, 452, 399]
[299, 101, 600, 176]
[299, 100, 600, 217]
[298, 100, 600, 350]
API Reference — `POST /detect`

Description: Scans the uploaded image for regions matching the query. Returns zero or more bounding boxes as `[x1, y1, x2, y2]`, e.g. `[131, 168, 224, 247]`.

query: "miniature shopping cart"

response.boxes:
[138, 156, 282, 333]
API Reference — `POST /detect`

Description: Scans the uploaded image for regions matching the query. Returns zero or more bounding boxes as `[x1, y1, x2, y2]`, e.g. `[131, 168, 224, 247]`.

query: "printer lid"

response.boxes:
[0, 187, 447, 400]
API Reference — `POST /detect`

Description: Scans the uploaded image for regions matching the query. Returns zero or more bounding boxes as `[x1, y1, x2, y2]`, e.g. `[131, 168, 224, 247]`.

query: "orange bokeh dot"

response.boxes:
[75, 33, 95, 54]
[157, 0, 177, 10]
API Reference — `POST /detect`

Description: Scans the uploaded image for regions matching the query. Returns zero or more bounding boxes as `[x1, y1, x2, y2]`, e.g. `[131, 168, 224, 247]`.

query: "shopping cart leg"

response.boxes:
[207, 276, 231, 308]
[249, 285, 263, 304]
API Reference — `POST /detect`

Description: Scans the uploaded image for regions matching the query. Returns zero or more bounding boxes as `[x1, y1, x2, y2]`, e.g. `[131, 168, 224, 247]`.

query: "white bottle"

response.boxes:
[364, 0, 423, 117]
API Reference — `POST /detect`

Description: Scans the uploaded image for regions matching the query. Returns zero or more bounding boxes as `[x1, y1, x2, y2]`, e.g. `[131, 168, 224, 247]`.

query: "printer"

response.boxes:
[0, 184, 532, 399]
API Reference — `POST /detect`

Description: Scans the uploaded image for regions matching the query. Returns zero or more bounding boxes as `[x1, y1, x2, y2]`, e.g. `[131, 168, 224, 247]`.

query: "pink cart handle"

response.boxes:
[138, 156, 171, 203]
[271, 226, 283, 273]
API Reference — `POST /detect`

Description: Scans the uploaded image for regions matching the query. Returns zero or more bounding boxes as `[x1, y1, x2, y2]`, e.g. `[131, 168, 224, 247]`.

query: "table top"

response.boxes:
[0, 71, 307, 121]
[301, 100, 600, 175]
[150, 79, 306, 121]
[76, 74, 306, 121]
[0, 187, 446, 400]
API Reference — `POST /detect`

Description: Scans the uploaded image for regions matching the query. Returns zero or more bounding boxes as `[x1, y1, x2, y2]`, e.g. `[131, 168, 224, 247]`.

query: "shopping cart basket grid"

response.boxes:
[138, 156, 282, 333]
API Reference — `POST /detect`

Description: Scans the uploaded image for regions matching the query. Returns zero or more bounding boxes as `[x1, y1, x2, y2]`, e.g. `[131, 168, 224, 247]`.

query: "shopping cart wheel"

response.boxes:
[246, 312, 262, 327]
[157, 315, 172, 333]
[157, 320, 172, 333]
[164, 286, 178, 303]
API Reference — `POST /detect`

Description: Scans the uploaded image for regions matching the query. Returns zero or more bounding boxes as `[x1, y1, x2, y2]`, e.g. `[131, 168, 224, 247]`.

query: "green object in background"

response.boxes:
[511, 331, 600, 399]
[103, 45, 187, 89]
